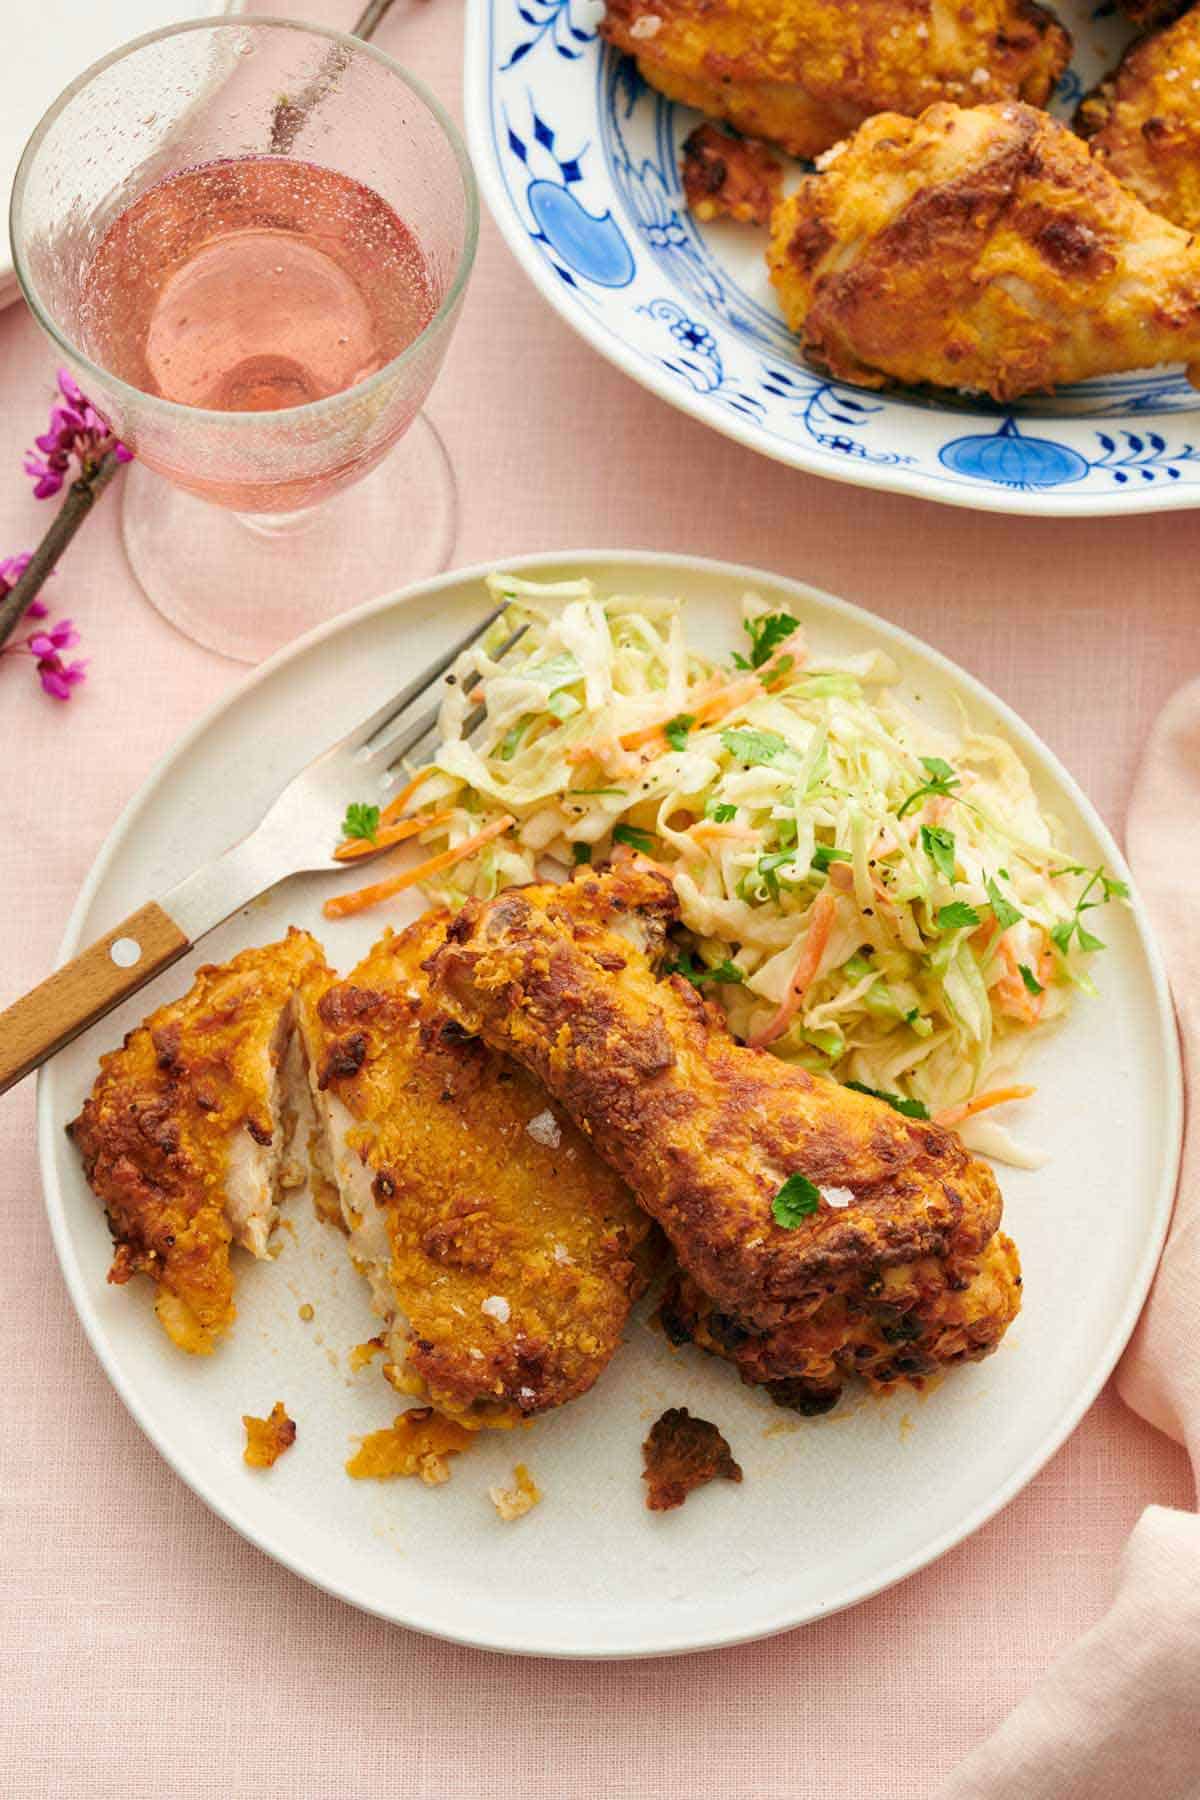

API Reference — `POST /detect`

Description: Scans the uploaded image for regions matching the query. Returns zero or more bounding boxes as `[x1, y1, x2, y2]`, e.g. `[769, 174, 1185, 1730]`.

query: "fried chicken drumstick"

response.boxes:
[769, 100, 1200, 401]
[427, 867, 1021, 1410]
[600, 0, 1069, 162]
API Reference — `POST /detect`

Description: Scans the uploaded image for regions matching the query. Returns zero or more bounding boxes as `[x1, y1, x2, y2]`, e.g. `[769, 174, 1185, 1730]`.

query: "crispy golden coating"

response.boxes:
[427, 873, 1015, 1375]
[297, 907, 659, 1428]
[682, 123, 783, 224]
[1078, 6, 1200, 233]
[769, 101, 1200, 401]
[600, 0, 1070, 161]
[242, 1401, 297, 1468]
[642, 1406, 743, 1510]
[69, 930, 326, 1354]
[660, 1233, 1022, 1413]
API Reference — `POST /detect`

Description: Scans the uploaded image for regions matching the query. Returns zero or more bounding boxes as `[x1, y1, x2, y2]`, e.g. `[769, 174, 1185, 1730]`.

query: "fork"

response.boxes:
[0, 602, 525, 1095]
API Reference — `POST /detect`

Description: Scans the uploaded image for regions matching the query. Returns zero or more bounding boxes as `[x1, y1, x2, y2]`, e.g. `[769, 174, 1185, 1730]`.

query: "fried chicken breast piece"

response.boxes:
[600, 0, 1070, 162]
[295, 907, 659, 1428]
[426, 875, 1016, 1383]
[660, 1233, 1022, 1413]
[68, 930, 327, 1354]
[1078, 6, 1200, 234]
[769, 100, 1200, 401]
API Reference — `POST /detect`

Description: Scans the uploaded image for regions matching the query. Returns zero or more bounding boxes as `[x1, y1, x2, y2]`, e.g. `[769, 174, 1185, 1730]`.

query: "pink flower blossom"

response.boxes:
[24, 368, 131, 499]
[37, 654, 88, 701]
[0, 551, 47, 617]
[0, 555, 85, 702]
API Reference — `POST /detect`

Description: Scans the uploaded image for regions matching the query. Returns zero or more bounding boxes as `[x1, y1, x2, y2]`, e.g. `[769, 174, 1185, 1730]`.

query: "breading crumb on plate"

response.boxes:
[642, 1407, 742, 1511]
[242, 1402, 296, 1469]
[345, 1408, 474, 1485]
[489, 1463, 542, 1521]
[681, 122, 782, 225]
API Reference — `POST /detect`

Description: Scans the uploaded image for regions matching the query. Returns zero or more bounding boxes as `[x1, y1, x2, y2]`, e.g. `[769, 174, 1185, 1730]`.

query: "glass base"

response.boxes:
[120, 413, 457, 663]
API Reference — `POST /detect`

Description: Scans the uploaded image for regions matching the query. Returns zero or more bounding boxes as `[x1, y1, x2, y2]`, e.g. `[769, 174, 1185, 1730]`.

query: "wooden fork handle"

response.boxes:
[0, 901, 191, 1096]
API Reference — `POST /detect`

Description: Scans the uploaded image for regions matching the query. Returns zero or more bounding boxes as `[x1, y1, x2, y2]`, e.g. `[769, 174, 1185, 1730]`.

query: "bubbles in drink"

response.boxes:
[79, 156, 437, 414]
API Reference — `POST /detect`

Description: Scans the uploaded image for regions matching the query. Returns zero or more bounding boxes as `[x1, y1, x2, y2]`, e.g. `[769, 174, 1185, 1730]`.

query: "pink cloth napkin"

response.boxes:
[935, 679, 1200, 1799]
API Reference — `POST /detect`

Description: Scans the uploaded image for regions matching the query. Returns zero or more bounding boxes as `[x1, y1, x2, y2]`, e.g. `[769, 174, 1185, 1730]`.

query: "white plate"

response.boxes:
[0, 1, 237, 311]
[465, 0, 1200, 516]
[38, 552, 1181, 1657]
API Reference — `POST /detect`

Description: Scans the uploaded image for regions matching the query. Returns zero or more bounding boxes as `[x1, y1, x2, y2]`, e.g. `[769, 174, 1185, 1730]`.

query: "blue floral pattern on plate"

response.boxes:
[467, 0, 1200, 513]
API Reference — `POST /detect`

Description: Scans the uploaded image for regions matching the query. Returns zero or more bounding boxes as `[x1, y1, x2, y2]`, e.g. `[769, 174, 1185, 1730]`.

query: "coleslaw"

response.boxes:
[335, 572, 1128, 1159]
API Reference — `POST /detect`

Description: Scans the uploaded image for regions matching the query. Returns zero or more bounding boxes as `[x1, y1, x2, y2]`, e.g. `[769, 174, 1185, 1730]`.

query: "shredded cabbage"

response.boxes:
[379, 573, 1128, 1144]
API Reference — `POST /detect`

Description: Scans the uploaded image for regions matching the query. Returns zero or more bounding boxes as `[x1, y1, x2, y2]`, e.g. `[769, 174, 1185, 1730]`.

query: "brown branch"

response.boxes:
[0, 451, 122, 655]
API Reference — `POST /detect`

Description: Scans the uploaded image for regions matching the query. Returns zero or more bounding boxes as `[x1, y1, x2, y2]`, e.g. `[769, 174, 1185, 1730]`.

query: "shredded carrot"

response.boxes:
[378, 766, 440, 828]
[687, 821, 761, 844]
[324, 814, 514, 919]
[749, 892, 839, 1049]
[569, 671, 770, 765]
[934, 1085, 1036, 1129]
[993, 936, 1055, 1025]
[333, 808, 454, 862]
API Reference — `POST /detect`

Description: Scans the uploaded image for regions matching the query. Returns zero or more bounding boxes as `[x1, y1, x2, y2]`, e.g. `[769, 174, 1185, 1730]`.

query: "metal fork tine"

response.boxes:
[345, 600, 511, 756]
[377, 621, 532, 780]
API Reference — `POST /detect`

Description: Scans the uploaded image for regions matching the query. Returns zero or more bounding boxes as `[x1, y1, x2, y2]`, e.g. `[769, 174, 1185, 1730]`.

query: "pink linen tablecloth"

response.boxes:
[0, 2, 1196, 1794]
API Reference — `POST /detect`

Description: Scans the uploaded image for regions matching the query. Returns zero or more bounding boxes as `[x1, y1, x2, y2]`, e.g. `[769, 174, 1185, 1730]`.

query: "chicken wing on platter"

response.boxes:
[69, 930, 328, 1354]
[426, 868, 1021, 1404]
[295, 905, 661, 1427]
[1078, 5, 1200, 234]
[600, 0, 1070, 162]
[768, 100, 1200, 401]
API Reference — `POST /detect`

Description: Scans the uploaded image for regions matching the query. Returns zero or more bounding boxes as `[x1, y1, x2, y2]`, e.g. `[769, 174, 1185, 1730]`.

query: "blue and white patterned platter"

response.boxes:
[464, 0, 1200, 515]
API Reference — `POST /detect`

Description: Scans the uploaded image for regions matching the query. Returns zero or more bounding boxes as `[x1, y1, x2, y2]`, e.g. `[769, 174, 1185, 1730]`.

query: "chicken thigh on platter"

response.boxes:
[1078, 5, 1200, 234]
[768, 100, 1200, 401]
[600, 0, 1070, 162]
[425, 869, 1021, 1406]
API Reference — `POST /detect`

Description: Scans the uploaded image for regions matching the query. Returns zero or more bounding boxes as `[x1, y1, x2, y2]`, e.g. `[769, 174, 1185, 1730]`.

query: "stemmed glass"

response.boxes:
[10, 17, 478, 663]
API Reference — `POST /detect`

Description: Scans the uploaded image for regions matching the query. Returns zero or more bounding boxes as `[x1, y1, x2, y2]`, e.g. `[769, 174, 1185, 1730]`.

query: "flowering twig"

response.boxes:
[0, 451, 119, 658]
[0, 370, 130, 666]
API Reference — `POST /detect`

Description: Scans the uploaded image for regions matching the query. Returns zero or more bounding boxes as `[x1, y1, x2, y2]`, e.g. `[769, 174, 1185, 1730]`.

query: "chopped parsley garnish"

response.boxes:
[1048, 866, 1129, 956]
[772, 1172, 821, 1227]
[1018, 962, 1044, 996]
[707, 800, 738, 823]
[811, 844, 852, 872]
[844, 1080, 931, 1120]
[612, 823, 656, 854]
[732, 611, 799, 671]
[572, 842, 592, 866]
[936, 900, 981, 932]
[720, 725, 791, 765]
[665, 952, 744, 988]
[897, 756, 961, 819]
[920, 823, 957, 883]
[340, 802, 380, 842]
[985, 874, 1023, 931]
[664, 713, 694, 752]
